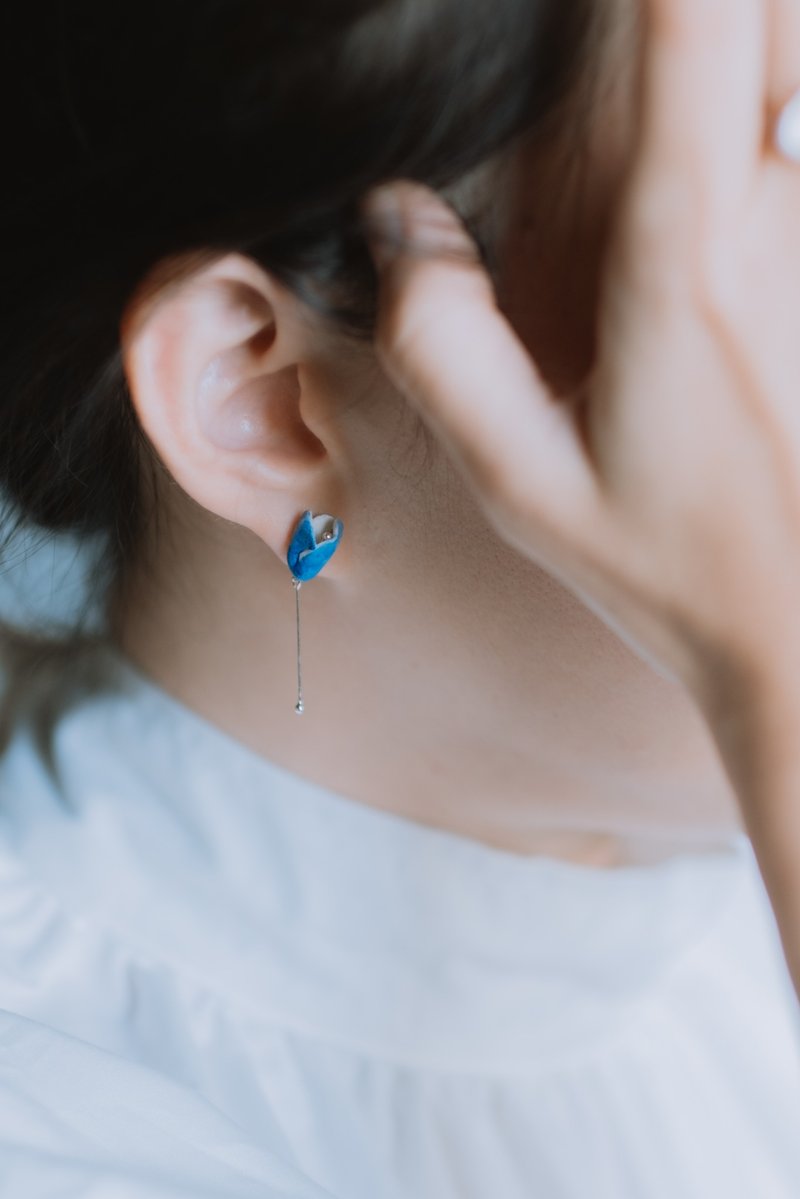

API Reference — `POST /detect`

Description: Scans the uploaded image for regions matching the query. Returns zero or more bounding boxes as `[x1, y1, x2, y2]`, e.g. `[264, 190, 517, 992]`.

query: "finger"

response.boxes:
[769, 0, 800, 151]
[631, 0, 764, 239]
[361, 181, 596, 546]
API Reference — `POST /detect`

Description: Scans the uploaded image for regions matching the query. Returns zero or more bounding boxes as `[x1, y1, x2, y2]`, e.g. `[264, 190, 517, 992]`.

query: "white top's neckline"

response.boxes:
[0, 642, 756, 1070]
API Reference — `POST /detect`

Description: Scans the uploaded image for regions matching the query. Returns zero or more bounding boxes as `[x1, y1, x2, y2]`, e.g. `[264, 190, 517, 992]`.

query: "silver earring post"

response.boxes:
[293, 578, 304, 715]
[286, 513, 342, 715]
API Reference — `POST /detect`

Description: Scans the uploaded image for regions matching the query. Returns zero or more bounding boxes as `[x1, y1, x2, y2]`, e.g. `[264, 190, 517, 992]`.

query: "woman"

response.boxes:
[0, 0, 798, 1195]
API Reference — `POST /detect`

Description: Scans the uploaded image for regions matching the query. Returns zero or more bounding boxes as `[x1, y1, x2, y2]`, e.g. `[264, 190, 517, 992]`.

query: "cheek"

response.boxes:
[493, 146, 624, 396]
[493, 46, 640, 396]
[495, 208, 603, 397]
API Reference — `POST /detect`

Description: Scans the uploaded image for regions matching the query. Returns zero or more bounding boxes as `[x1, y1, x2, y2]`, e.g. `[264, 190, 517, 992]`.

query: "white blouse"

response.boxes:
[0, 645, 798, 1198]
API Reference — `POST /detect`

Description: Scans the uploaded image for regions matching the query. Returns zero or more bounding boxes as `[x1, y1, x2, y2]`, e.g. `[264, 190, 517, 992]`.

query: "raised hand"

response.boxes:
[363, 0, 800, 999]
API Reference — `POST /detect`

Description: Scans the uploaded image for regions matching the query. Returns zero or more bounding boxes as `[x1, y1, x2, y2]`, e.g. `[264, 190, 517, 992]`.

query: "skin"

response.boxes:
[117, 0, 745, 867]
[362, 0, 800, 997]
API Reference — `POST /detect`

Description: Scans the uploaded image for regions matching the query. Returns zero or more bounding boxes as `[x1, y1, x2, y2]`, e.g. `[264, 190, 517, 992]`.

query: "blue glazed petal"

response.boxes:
[287, 512, 343, 582]
[293, 511, 316, 555]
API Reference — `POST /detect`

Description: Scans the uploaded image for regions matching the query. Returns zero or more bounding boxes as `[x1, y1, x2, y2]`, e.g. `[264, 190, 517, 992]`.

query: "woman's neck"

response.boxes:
[116, 496, 743, 864]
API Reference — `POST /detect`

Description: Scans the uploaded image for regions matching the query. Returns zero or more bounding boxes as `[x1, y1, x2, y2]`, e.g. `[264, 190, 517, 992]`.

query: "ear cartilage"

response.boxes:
[286, 511, 343, 715]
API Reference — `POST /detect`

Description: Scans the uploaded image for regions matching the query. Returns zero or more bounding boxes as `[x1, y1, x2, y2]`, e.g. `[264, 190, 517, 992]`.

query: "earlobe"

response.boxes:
[119, 252, 335, 549]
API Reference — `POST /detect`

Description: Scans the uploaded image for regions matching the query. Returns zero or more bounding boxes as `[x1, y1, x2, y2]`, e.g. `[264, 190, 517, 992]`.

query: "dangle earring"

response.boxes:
[286, 510, 344, 715]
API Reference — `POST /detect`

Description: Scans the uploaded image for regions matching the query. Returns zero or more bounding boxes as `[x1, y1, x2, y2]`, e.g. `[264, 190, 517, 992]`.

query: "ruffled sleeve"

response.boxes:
[0, 1004, 335, 1198]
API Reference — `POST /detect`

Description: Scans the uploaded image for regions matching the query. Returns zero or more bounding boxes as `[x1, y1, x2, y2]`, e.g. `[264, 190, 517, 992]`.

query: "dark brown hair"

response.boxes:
[0, 0, 591, 637]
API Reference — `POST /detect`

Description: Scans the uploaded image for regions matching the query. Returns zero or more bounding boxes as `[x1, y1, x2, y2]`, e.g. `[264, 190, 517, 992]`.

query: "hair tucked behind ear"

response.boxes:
[0, 0, 592, 645]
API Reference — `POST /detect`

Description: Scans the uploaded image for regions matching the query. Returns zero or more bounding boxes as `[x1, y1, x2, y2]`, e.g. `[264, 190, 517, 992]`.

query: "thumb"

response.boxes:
[361, 180, 595, 542]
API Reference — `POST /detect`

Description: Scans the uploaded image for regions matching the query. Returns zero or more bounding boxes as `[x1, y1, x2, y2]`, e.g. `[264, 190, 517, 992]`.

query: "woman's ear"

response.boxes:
[119, 252, 340, 556]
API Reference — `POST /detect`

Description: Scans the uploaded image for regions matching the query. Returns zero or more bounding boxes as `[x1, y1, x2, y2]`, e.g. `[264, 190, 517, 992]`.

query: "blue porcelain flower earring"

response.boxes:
[286, 510, 344, 714]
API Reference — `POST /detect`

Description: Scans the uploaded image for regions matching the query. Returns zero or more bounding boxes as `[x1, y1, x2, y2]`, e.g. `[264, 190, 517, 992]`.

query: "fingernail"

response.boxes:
[361, 185, 405, 270]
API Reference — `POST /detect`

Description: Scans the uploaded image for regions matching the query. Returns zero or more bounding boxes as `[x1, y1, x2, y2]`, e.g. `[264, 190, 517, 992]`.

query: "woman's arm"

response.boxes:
[696, 652, 800, 999]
